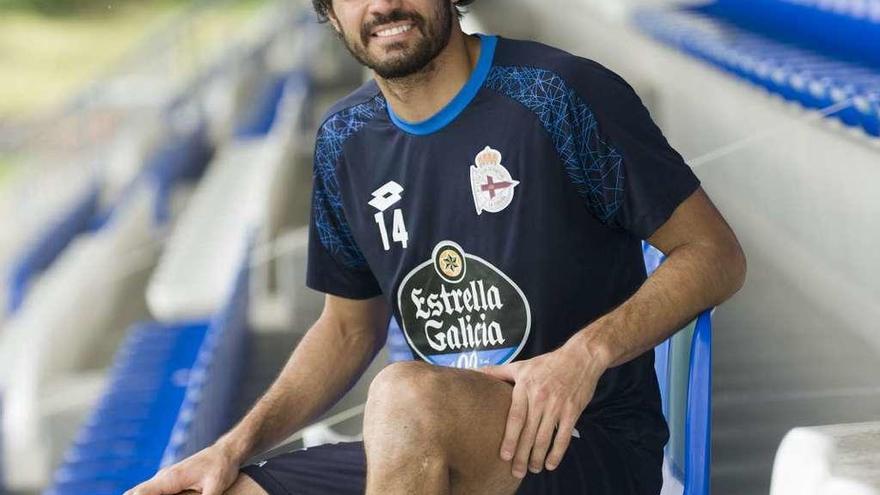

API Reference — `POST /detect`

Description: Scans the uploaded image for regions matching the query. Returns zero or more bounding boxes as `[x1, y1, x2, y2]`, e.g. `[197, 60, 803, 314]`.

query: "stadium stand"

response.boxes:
[627, 3, 880, 492]
[45, 246, 250, 495]
[0, 182, 163, 488]
[633, 2, 880, 139]
[38, 8, 318, 491]
[145, 69, 310, 322]
[0, 5, 313, 490]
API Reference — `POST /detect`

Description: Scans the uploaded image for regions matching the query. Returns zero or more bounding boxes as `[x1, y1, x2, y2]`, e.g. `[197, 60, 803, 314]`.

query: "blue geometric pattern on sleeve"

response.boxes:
[314, 94, 387, 269]
[485, 66, 624, 223]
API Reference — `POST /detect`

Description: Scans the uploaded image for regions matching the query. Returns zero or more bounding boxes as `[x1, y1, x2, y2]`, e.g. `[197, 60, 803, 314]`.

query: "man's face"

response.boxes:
[328, 0, 455, 79]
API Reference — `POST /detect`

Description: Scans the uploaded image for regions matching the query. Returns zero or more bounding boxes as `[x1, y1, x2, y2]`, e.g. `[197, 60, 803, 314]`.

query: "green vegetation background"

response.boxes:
[0, 0, 189, 16]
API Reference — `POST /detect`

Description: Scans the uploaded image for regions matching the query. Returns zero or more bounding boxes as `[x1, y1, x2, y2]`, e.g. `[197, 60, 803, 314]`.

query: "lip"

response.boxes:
[370, 21, 416, 38]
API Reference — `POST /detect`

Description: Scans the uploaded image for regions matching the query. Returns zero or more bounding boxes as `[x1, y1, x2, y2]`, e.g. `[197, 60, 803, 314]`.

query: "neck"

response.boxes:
[375, 29, 482, 123]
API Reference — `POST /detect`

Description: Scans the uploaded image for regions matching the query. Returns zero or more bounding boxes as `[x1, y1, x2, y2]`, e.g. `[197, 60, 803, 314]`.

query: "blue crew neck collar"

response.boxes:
[387, 34, 498, 136]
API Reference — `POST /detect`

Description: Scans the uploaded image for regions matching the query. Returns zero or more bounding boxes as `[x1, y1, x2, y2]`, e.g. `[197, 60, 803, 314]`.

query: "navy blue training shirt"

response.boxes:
[306, 34, 700, 452]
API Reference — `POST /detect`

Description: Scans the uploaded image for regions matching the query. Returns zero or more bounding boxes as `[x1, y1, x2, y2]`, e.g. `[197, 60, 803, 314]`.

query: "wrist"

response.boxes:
[215, 430, 255, 466]
[565, 324, 617, 373]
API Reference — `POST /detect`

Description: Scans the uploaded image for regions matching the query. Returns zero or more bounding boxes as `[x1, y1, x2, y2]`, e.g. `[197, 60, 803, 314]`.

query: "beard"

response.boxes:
[337, 2, 454, 80]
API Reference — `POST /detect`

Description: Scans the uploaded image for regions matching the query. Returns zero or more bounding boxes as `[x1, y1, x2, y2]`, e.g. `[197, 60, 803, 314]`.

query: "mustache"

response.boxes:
[361, 9, 424, 45]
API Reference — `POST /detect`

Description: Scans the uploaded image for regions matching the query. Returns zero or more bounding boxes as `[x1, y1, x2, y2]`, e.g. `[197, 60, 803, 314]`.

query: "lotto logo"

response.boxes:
[370, 181, 408, 251]
[369, 181, 404, 212]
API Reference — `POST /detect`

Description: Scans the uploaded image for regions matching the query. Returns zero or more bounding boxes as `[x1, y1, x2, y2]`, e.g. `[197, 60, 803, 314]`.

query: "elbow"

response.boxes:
[723, 239, 747, 299]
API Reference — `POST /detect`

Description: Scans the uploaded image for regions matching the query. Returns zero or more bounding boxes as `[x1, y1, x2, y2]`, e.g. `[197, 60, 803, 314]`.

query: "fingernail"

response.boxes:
[501, 450, 512, 461]
[546, 462, 557, 470]
[529, 465, 542, 474]
[513, 468, 526, 479]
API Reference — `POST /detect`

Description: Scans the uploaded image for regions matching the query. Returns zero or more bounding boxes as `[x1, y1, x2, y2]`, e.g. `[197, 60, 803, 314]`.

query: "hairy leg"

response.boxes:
[363, 361, 523, 495]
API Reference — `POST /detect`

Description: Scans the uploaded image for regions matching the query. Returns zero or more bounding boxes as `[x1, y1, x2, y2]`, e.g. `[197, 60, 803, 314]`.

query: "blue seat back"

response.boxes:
[646, 242, 712, 495]
[696, 0, 880, 69]
[6, 184, 100, 315]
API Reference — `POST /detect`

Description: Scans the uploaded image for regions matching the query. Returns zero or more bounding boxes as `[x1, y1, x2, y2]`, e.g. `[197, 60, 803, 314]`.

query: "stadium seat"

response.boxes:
[6, 100, 213, 317]
[657, 310, 713, 495]
[46, 246, 251, 495]
[5, 184, 99, 314]
[645, 243, 713, 495]
[633, 7, 880, 139]
[233, 73, 289, 138]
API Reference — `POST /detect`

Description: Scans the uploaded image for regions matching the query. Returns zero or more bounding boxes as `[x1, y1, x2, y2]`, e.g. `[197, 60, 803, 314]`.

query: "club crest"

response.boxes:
[470, 146, 519, 215]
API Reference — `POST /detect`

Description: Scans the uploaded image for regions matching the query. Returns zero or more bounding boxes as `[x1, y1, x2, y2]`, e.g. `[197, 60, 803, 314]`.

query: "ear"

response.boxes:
[326, 6, 341, 34]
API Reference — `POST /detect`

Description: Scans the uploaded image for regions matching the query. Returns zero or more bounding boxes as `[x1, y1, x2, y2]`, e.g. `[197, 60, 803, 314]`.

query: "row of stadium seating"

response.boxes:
[697, 0, 880, 68]
[6, 111, 213, 316]
[46, 250, 249, 495]
[0, 3, 319, 491]
[41, 9, 320, 493]
[0, 1, 308, 324]
[633, 3, 880, 492]
[633, 7, 880, 140]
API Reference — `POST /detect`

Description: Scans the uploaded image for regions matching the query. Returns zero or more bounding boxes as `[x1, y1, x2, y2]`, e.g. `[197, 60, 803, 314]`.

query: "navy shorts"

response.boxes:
[240, 422, 662, 495]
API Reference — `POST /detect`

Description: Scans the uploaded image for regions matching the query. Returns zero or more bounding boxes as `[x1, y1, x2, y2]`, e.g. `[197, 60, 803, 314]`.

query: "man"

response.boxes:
[126, 0, 746, 494]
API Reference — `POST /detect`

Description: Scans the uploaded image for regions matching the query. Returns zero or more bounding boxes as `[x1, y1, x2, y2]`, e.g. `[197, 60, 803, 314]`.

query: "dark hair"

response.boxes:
[311, 0, 477, 23]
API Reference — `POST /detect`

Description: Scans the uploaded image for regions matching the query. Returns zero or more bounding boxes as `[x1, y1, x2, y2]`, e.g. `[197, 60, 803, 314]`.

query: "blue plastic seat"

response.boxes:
[6, 184, 100, 314]
[47, 319, 208, 493]
[46, 248, 251, 494]
[645, 242, 712, 495]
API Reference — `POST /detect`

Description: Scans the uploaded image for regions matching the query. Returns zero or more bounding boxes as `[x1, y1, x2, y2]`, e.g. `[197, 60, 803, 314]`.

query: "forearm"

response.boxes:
[217, 311, 386, 463]
[568, 238, 746, 369]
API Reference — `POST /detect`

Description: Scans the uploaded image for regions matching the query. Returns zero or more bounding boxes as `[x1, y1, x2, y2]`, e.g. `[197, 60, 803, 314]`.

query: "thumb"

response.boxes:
[201, 475, 231, 495]
[478, 364, 517, 382]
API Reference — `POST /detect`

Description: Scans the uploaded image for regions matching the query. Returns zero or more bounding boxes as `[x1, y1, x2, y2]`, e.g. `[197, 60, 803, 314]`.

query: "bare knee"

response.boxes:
[367, 361, 445, 412]
[364, 361, 449, 447]
[221, 473, 268, 495]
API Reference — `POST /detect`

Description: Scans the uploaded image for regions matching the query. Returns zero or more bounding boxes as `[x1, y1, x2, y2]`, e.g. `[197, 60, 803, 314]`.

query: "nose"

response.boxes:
[366, 0, 406, 19]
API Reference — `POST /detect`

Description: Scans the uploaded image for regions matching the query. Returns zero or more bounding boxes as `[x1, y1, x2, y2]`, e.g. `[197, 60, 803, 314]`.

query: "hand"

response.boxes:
[478, 341, 607, 478]
[124, 441, 242, 495]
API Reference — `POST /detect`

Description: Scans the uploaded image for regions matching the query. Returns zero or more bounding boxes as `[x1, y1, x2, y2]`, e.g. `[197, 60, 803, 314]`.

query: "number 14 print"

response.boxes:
[369, 181, 409, 251]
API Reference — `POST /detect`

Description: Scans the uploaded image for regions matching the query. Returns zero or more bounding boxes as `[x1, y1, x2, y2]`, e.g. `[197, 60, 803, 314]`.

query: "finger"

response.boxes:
[545, 407, 578, 471]
[125, 480, 154, 495]
[202, 476, 226, 495]
[511, 398, 542, 479]
[529, 402, 560, 473]
[131, 468, 188, 495]
[479, 364, 516, 383]
[500, 383, 528, 462]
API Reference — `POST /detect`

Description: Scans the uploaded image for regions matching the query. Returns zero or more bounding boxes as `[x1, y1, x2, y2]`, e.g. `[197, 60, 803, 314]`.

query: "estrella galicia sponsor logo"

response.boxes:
[396, 241, 531, 369]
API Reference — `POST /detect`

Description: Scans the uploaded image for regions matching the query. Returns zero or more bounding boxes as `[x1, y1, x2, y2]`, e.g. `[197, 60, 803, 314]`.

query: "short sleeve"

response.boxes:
[306, 138, 382, 300]
[571, 63, 701, 239]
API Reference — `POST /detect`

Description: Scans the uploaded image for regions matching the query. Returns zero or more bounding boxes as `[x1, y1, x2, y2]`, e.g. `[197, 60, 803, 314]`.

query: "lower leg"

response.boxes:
[364, 445, 450, 495]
